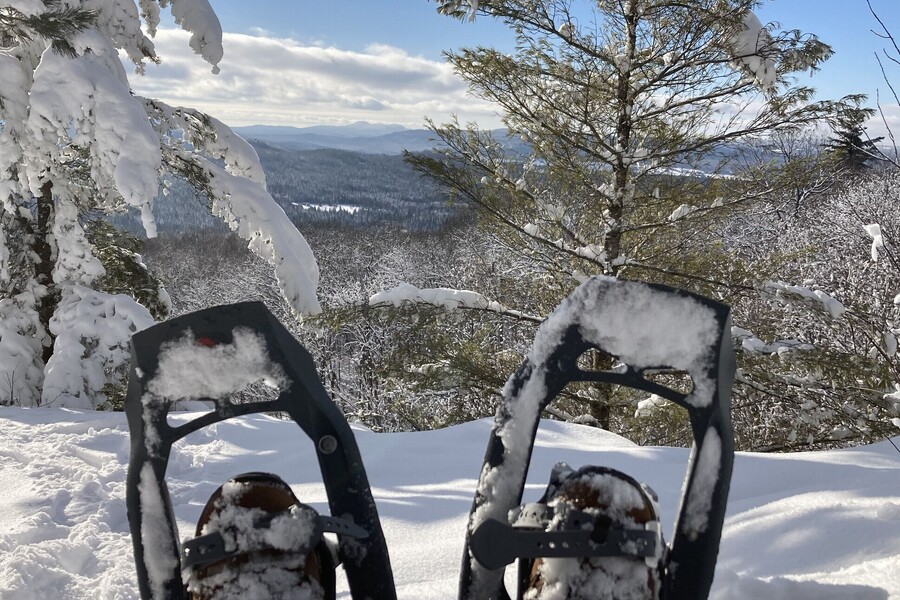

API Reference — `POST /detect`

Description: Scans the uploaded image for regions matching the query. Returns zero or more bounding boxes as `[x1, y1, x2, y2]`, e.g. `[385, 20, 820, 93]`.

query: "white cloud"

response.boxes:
[866, 102, 900, 143]
[127, 29, 502, 129]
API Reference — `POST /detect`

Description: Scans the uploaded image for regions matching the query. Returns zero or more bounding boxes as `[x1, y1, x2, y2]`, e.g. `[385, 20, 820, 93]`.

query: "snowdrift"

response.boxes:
[0, 408, 897, 599]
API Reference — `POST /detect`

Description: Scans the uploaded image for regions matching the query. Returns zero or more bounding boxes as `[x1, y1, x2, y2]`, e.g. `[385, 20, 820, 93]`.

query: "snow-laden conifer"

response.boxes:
[0, 0, 319, 408]
[395, 0, 858, 431]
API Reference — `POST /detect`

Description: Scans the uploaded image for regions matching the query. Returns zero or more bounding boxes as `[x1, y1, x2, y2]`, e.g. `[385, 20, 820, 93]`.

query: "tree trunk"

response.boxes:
[590, 3, 641, 429]
[588, 350, 615, 430]
[34, 181, 57, 366]
[606, 3, 639, 278]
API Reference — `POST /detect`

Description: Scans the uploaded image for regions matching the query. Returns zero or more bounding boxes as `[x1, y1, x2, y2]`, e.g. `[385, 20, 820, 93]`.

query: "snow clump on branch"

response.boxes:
[725, 11, 776, 91]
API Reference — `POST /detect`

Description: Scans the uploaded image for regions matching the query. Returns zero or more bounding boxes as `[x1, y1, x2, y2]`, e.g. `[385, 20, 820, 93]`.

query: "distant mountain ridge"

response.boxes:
[233, 122, 769, 173]
[233, 122, 534, 155]
[111, 124, 780, 234]
[234, 122, 440, 154]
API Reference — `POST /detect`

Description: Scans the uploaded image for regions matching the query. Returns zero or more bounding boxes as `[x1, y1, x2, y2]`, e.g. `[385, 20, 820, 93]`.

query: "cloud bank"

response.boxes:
[128, 29, 501, 129]
[126, 28, 899, 144]
[870, 102, 900, 142]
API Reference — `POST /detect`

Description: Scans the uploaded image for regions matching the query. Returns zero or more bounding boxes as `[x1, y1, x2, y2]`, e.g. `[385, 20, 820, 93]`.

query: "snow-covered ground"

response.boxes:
[0, 407, 897, 599]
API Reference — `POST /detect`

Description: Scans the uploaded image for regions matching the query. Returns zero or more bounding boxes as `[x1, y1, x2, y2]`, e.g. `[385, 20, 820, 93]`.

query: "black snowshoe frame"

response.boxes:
[124, 302, 396, 600]
[124, 277, 734, 600]
[458, 277, 735, 600]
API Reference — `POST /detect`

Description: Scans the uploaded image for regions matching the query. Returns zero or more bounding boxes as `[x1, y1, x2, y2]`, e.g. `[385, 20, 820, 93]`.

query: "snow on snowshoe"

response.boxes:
[124, 302, 396, 600]
[460, 276, 735, 600]
[183, 472, 342, 600]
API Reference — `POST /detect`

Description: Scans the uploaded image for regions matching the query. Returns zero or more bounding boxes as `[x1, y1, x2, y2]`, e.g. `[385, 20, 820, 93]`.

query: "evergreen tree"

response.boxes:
[825, 107, 884, 170]
[392, 0, 858, 434]
[0, 0, 95, 55]
[0, 0, 319, 408]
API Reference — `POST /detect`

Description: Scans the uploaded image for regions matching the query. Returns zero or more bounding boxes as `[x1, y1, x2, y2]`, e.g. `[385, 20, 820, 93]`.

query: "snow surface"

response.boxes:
[0, 408, 897, 599]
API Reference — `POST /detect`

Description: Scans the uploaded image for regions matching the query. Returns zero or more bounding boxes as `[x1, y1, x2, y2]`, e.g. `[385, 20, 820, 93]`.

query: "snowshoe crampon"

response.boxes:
[459, 276, 735, 600]
[124, 302, 396, 600]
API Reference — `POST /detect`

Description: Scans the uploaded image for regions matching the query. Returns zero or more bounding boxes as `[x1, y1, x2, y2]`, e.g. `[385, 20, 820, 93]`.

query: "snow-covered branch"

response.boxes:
[369, 283, 542, 323]
[763, 281, 847, 320]
[0, 0, 320, 407]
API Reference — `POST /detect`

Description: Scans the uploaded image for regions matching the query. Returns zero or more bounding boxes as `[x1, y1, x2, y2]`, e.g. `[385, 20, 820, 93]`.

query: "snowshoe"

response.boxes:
[459, 277, 735, 600]
[124, 277, 735, 600]
[183, 472, 340, 600]
[124, 302, 396, 600]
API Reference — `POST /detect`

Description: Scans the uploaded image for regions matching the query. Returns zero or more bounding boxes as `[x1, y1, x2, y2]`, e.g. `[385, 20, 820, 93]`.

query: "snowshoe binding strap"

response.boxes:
[514, 465, 664, 600]
[458, 277, 735, 600]
[471, 465, 664, 572]
[469, 508, 662, 570]
[182, 504, 368, 571]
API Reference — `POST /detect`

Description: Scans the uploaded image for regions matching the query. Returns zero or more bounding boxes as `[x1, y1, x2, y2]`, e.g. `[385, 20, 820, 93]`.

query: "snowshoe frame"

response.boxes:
[124, 301, 396, 600]
[124, 277, 734, 600]
[458, 277, 735, 600]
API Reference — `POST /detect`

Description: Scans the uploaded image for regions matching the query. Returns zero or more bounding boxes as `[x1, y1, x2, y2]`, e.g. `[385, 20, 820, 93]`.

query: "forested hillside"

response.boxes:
[1, 2, 899, 599]
[112, 143, 453, 233]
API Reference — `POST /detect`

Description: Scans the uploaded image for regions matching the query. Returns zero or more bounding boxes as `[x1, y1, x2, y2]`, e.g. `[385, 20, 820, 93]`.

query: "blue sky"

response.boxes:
[131, 0, 900, 135]
[209, 1, 517, 58]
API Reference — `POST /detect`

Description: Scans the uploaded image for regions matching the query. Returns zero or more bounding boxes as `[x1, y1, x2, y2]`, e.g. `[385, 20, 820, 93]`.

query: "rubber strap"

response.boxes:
[470, 513, 662, 571]
[182, 510, 368, 570]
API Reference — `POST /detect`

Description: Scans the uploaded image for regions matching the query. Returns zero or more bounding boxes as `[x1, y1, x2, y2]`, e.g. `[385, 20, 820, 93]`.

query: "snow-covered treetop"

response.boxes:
[0, 0, 321, 408]
[24, 28, 162, 235]
[0, 0, 321, 318]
